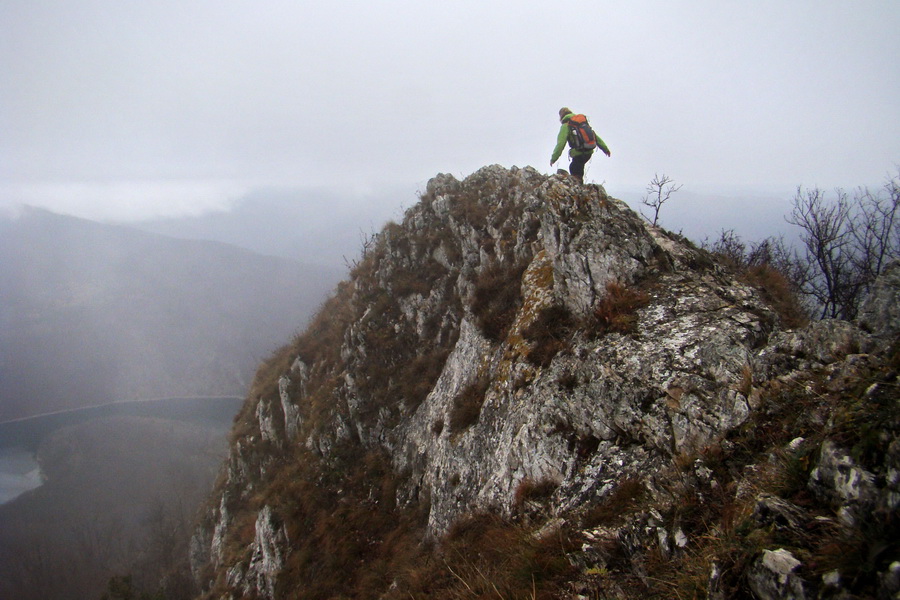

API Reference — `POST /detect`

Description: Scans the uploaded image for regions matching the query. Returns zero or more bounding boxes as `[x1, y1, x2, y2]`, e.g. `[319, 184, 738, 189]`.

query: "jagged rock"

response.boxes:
[210, 494, 231, 567]
[809, 440, 879, 527]
[880, 561, 900, 599]
[189, 521, 213, 582]
[748, 548, 809, 600]
[858, 259, 900, 343]
[243, 506, 290, 600]
[189, 166, 900, 599]
[752, 493, 808, 532]
[256, 398, 280, 444]
[278, 374, 302, 441]
[754, 319, 874, 382]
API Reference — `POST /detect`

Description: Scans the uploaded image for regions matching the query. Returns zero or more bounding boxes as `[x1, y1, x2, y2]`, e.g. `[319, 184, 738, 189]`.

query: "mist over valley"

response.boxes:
[0, 207, 342, 421]
[0, 206, 344, 598]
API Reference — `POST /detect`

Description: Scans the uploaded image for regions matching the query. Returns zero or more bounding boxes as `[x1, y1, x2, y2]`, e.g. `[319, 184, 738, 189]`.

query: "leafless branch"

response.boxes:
[641, 173, 682, 227]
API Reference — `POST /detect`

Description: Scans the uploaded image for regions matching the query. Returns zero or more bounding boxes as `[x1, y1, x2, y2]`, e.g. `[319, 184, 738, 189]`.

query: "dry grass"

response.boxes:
[449, 373, 491, 433]
[740, 264, 809, 329]
[580, 478, 647, 529]
[590, 281, 650, 336]
[514, 477, 561, 508]
[254, 447, 426, 600]
[522, 304, 577, 367]
[472, 259, 530, 341]
[385, 513, 576, 600]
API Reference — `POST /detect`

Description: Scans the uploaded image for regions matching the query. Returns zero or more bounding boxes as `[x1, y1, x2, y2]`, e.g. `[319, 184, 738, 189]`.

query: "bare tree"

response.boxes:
[343, 227, 380, 272]
[786, 186, 857, 319]
[851, 172, 900, 286]
[641, 173, 682, 227]
[701, 169, 898, 323]
[787, 169, 900, 319]
[702, 228, 749, 268]
[704, 229, 802, 279]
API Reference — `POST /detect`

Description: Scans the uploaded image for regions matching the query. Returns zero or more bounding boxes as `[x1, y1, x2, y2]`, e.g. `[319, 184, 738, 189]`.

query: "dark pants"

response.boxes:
[569, 151, 593, 183]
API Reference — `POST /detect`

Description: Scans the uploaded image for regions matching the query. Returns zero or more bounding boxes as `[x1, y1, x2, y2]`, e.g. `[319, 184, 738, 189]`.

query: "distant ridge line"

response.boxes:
[0, 395, 244, 427]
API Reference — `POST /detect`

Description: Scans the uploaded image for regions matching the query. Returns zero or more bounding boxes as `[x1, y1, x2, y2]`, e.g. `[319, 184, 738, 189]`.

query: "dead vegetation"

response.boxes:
[449, 371, 491, 433]
[206, 171, 898, 599]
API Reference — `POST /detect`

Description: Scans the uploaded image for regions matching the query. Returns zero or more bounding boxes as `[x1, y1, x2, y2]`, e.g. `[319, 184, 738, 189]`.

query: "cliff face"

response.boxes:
[192, 166, 900, 600]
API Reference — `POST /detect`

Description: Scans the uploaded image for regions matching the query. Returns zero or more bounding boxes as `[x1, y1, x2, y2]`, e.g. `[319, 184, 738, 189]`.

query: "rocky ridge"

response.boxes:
[191, 166, 899, 599]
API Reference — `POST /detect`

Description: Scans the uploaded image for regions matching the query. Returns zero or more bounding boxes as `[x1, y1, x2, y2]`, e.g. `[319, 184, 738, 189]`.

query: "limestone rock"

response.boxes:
[809, 440, 880, 526]
[858, 259, 900, 342]
[748, 548, 809, 600]
[243, 506, 289, 600]
[189, 166, 900, 599]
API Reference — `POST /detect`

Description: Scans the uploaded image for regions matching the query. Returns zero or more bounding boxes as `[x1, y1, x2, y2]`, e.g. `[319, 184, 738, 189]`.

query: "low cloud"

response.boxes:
[0, 179, 248, 222]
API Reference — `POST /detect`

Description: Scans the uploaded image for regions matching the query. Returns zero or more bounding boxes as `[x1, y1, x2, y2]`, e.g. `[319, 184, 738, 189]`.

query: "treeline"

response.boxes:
[703, 168, 899, 322]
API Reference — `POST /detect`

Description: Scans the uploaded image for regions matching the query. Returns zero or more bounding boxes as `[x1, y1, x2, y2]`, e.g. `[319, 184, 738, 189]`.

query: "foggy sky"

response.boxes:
[1, 1, 898, 222]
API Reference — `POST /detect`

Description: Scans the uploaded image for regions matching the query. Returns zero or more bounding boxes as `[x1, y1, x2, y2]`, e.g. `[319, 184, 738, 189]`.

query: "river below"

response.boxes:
[0, 447, 42, 504]
[0, 395, 242, 505]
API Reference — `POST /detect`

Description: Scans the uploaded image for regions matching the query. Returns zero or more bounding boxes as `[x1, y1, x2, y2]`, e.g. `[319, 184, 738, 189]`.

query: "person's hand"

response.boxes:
[550, 160, 555, 167]
[603, 149, 611, 158]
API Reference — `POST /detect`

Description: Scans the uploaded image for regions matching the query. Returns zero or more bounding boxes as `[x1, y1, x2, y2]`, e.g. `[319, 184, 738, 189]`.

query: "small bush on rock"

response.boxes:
[522, 304, 577, 367]
[590, 281, 650, 336]
[449, 373, 491, 433]
[472, 259, 529, 341]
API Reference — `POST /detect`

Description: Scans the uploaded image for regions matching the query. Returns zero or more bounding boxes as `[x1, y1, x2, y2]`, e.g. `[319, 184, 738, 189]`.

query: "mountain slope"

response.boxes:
[132, 186, 407, 266]
[191, 166, 899, 600]
[0, 208, 342, 420]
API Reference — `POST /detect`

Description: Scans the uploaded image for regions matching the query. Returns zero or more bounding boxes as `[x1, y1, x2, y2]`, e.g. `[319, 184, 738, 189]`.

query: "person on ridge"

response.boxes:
[550, 107, 611, 184]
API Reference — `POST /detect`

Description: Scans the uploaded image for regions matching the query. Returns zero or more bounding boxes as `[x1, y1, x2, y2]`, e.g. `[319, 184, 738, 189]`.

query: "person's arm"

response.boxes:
[595, 134, 611, 157]
[550, 123, 569, 165]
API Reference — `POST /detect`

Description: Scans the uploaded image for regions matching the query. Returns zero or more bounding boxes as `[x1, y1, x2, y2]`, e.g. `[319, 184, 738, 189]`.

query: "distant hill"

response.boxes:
[0, 207, 342, 421]
[132, 186, 409, 266]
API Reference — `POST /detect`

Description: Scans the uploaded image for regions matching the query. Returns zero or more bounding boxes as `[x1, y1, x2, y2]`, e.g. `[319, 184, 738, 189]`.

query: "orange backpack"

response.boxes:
[566, 114, 598, 151]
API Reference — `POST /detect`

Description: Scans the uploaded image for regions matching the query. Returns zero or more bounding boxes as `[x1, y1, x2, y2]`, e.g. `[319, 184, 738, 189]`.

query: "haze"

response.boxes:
[1, 1, 898, 226]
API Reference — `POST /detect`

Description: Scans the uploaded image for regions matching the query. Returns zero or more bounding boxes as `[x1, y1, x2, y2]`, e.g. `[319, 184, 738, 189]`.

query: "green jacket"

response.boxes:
[551, 112, 610, 163]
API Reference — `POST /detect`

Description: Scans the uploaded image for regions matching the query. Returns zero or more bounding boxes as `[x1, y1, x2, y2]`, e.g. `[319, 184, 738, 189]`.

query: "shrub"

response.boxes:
[389, 512, 576, 600]
[590, 281, 650, 336]
[449, 373, 490, 433]
[101, 575, 166, 600]
[522, 304, 577, 367]
[514, 477, 560, 507]
[391, 258, 449, 298]
[397, 347, 451, 412]
[472, 259, 530, 341]
[703, 229, 811, 325]
[258, 446, 428, 600]
[294, 282, 355, 367]
[447, 186, 491, 230]
[581, 478, 646, 528]
[741, 264, 809, 329]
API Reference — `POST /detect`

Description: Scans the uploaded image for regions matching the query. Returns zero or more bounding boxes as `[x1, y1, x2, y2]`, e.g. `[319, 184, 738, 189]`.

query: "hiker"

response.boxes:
[550, 107, 611, 183]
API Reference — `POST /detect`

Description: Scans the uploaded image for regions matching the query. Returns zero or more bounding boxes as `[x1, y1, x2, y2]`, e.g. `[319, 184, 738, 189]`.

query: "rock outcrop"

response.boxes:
[191, 166, 900, 600]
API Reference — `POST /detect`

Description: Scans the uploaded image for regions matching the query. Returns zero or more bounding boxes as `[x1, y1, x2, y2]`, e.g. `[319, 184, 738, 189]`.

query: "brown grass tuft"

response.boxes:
[741, 264, 809, 329]
[514, 477, 560, 508]
[472, 259, 530, 341]
[590, 281, 650, 336]
[522, 304, 577, 367]
[581, 477, 647, 528]
[449, 373, 491, 433]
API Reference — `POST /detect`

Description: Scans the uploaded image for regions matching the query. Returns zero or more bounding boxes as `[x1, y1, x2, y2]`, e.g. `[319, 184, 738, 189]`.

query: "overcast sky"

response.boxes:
[1, 1, 898, 222]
